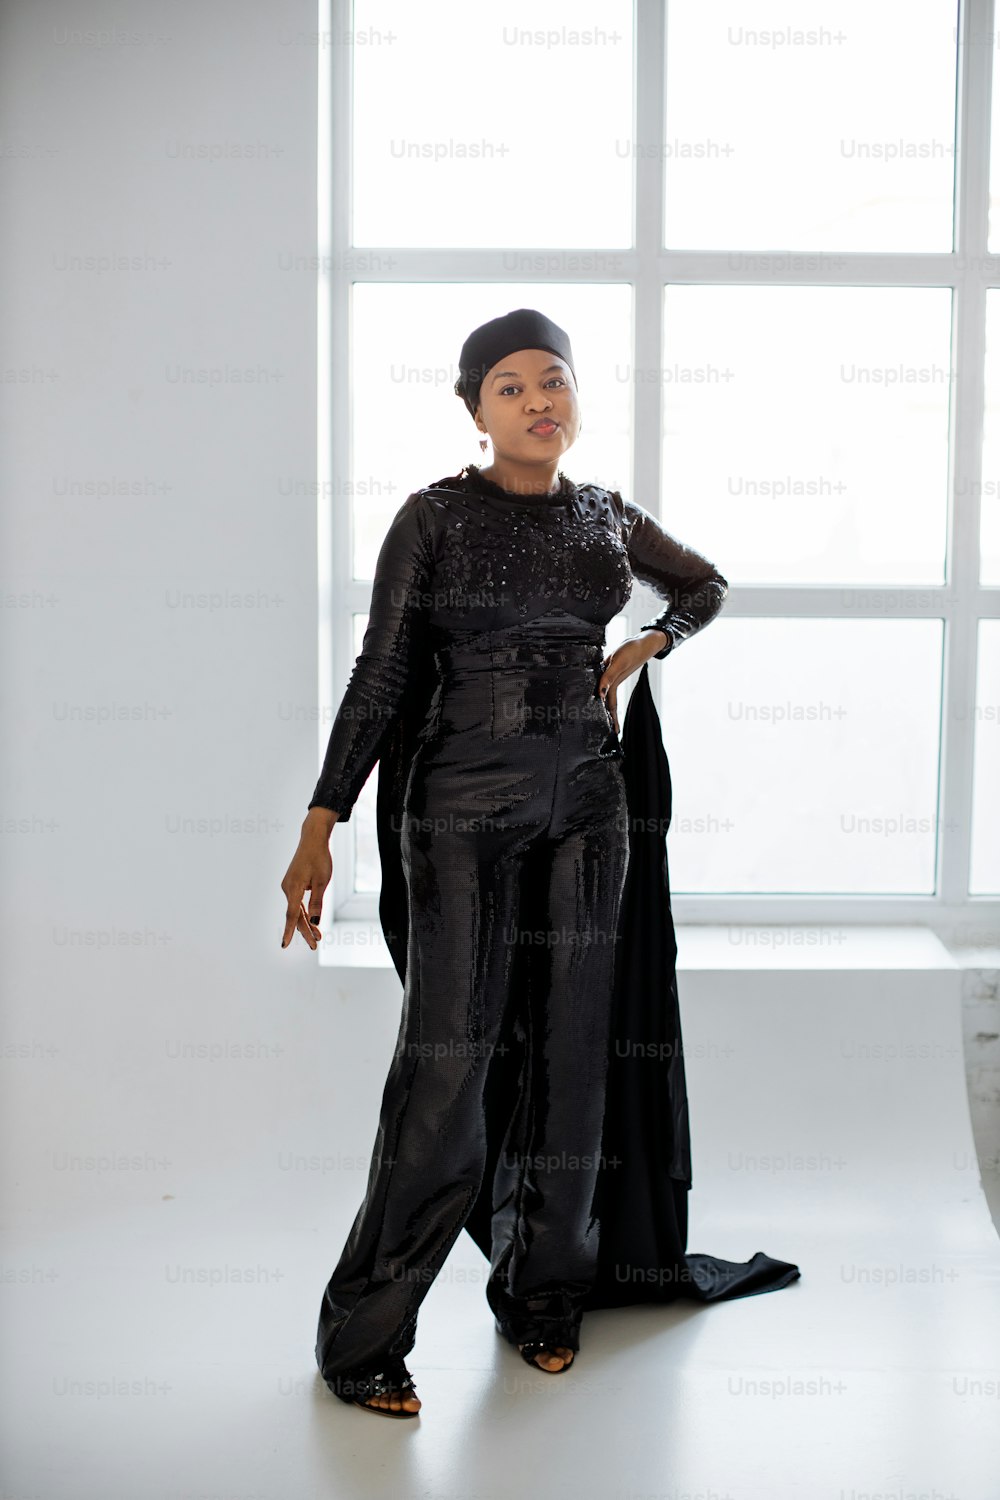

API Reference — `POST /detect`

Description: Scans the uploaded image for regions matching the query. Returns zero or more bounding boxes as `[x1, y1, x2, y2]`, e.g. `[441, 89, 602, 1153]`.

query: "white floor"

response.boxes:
[3, 935, 1000, 1500]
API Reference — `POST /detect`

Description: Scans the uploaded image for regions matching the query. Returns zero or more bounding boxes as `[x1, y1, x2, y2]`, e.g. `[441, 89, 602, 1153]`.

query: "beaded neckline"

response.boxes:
[459, 462, 576, 507]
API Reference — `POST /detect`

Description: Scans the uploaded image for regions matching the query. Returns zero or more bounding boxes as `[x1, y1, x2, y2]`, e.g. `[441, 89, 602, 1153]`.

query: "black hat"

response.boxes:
[455, 307, 576, 419]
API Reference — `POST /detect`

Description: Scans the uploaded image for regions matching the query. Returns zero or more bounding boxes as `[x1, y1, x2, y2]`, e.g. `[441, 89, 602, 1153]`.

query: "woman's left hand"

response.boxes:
[598, 631, 668, 734]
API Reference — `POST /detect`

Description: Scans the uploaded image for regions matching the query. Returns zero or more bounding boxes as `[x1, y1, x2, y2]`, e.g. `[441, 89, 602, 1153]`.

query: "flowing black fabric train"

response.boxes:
[310, 466, 801, 1390]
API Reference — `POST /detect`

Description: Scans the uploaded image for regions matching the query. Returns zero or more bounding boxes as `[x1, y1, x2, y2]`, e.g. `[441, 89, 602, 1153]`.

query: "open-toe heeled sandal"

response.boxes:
[516, 1337, 575, 1371]
[492, 1287, 582, 1374]
[326, 1354, 420, 1417]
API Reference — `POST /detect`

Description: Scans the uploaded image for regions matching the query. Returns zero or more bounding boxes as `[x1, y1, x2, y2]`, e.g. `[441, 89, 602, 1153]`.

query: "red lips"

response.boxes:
[529, 419, 558, 432]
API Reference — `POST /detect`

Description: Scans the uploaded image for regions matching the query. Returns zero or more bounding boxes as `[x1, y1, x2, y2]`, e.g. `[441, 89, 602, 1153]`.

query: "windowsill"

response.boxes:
[315, 922, 995, 972]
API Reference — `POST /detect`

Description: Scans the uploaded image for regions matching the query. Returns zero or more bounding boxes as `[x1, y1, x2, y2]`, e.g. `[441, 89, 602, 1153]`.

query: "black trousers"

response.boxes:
[315, 639, 629, 1385]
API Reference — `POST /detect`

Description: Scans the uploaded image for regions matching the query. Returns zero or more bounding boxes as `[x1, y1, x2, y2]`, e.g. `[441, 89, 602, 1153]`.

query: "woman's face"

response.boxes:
[474, 347, 581, 462]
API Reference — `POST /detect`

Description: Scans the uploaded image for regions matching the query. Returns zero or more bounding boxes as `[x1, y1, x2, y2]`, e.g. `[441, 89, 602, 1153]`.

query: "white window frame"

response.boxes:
[317, 0, 1000, 938]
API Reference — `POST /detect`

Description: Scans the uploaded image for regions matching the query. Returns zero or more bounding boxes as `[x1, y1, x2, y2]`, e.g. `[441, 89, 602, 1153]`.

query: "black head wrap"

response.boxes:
[455, 307, 576, 419]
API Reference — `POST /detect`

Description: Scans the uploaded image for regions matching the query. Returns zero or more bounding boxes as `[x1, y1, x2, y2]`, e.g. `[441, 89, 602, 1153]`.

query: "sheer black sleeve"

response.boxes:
[307, 492, 435, 820]
[611, 491, 729, 659]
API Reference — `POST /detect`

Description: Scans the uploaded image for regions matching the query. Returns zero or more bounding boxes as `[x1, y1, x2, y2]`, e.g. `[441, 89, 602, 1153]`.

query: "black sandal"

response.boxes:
[325, 1354, 420, 1417]
[515, 1337, 575, 1371]
[492, 1287, 583, 1373]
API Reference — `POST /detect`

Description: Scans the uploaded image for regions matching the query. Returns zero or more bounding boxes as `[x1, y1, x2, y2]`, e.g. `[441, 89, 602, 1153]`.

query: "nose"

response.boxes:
[525, 392, 553, 413]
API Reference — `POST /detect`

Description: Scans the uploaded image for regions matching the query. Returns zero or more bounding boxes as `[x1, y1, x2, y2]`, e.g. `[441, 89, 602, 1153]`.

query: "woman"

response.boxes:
[281, 308, 800, 1418]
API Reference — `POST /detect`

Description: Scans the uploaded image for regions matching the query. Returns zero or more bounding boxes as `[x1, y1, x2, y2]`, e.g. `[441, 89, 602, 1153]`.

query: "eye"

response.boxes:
[497, 376, 567, 397]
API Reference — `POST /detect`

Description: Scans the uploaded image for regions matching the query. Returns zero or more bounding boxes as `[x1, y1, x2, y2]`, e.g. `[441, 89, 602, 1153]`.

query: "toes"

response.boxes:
[537, 1349, 573, 1370]
[517, 1341, 574, 1371]
[535, 1351, 564, 1370]
[515, 1341, 578, 1372]
[363, 1387, 420, 1412]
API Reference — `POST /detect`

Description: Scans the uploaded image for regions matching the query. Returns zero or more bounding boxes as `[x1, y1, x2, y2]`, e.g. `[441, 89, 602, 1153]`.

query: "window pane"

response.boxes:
[351, 282, 633, 579]
[352, 0, 634, 248]
[664, 0, 957, 251]
[661, 618, 943, 894]
[979, 291, 1000, 584]
[660, 285, 951, 585]
[970, 620, 1000, 895]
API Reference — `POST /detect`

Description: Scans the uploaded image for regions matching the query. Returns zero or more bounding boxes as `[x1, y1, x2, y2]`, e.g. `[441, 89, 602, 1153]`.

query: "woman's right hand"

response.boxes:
[280, 808, 338, 950]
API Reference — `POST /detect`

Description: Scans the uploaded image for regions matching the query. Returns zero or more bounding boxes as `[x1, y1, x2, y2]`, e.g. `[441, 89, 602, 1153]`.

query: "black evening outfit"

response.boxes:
[308, 463, 801, 1393]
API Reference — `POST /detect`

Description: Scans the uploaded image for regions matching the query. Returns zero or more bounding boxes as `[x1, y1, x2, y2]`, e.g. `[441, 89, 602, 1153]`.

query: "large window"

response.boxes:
[318, 0, 999, 934]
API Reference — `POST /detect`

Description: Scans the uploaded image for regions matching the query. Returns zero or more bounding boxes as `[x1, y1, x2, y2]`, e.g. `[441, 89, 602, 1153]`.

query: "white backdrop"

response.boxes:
[1, 0, 328, 1219]
[2, 5, 1000, 1499]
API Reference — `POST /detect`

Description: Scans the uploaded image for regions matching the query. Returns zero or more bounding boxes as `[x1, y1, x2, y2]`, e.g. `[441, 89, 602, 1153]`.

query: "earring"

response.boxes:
[478, 433, 488, 453]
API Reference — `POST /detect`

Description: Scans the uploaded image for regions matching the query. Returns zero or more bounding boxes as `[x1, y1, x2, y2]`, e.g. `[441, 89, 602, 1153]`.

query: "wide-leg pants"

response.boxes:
[315, 639, 630, 1386]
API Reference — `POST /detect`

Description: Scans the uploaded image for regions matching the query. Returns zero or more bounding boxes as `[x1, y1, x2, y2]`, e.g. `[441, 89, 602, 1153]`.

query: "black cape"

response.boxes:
[375, 652, 801, 1308]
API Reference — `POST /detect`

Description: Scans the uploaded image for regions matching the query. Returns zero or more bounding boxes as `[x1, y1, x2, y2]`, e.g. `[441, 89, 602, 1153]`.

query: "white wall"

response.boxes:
[2, 0, 997, 1247]
[0, 0, 368, 1214]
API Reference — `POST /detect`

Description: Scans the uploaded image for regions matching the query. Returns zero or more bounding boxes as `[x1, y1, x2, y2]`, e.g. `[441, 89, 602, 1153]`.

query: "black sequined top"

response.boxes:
[308, 463, 728, 818]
